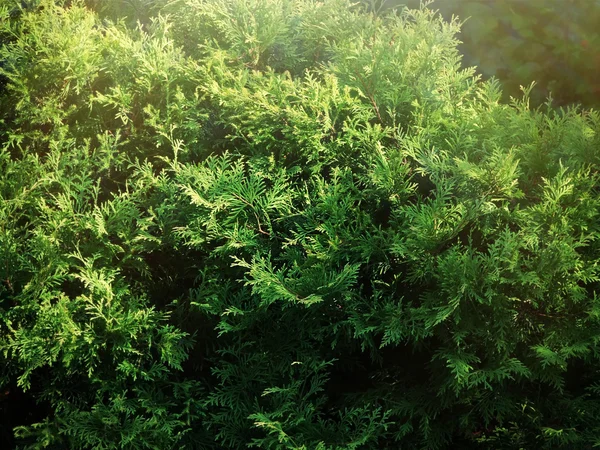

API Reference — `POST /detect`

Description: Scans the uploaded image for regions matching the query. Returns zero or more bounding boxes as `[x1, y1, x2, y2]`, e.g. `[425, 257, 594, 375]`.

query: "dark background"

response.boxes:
[367, 0, 600, 109]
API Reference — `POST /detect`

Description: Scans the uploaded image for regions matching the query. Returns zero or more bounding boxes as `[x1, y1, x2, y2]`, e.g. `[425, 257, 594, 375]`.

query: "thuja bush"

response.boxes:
[1, 0, 600, 448]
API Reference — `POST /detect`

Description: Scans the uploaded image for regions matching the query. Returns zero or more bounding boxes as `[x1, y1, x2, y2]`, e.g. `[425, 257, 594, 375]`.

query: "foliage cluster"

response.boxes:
[1, 0, 600, 449]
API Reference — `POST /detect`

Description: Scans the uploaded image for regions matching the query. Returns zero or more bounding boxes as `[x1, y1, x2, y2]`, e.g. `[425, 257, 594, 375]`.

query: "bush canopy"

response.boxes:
[1, 0, 600, 449]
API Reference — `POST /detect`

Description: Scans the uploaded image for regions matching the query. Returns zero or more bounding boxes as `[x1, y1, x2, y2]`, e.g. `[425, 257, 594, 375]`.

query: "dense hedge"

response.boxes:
[1, 1, 600, 449]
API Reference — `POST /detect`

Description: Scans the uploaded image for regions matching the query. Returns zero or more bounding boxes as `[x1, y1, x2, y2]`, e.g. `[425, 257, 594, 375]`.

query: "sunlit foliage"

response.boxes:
[1, 1, 600, 448]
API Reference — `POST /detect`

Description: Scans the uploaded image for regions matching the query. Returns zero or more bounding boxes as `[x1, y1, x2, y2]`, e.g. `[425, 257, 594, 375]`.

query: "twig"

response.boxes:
[354, 69, 384, 123]
[231, 193, 271, 236]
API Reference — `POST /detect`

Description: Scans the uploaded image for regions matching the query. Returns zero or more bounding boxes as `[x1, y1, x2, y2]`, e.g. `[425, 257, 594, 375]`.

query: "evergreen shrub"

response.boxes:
[1, 0, 600, 448]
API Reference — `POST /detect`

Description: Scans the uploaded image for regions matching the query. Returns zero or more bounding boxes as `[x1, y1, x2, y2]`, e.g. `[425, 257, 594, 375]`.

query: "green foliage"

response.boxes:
[1, 0, 600, 449]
